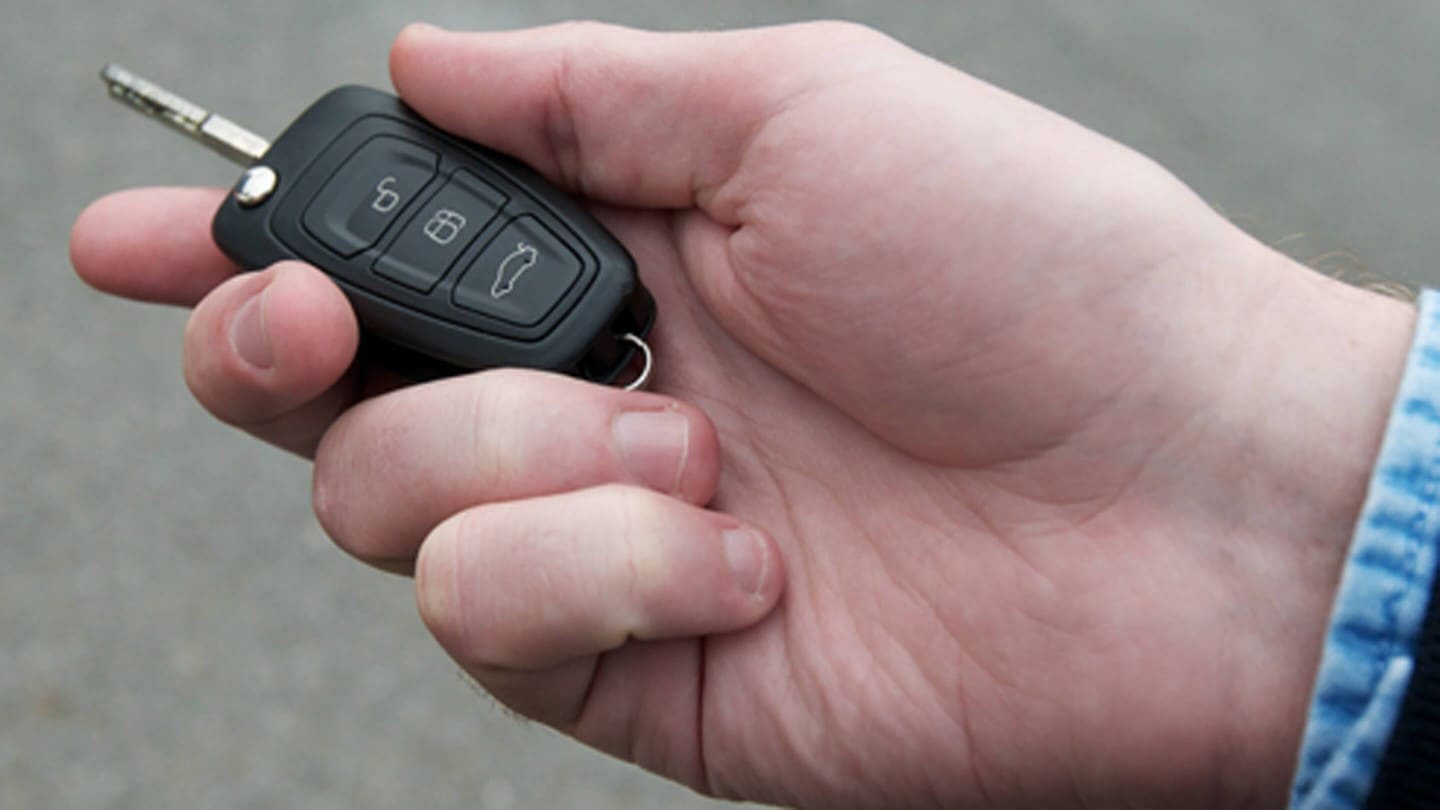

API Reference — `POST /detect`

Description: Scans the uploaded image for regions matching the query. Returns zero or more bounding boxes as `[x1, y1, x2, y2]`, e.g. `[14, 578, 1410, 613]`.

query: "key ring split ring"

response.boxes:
[619, 333, 654, 392]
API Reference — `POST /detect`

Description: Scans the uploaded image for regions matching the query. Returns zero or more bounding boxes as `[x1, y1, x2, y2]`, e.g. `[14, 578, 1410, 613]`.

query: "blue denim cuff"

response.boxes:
[1290, 290, 1440, 809]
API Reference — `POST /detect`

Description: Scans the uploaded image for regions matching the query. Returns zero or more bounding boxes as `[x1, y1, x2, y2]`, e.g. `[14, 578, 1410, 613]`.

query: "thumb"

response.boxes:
[388, 21, 839, 213]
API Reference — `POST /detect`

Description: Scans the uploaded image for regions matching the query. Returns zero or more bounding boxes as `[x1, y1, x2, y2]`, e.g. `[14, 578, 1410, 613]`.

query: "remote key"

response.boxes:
[99, 65, 656, 386]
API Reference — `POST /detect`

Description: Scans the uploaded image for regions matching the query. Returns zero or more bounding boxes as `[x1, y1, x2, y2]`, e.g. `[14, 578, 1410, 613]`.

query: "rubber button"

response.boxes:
[372, 170, 506, 293]
[302, 137, 438, 258]
[453, 217, 584, 326]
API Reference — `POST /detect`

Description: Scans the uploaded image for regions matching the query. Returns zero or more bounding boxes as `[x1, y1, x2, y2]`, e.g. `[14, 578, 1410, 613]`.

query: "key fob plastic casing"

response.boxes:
[212, 86, 655, 383]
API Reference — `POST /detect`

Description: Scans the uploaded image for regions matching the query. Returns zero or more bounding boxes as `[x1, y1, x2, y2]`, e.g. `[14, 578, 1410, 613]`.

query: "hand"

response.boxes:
[71, 21, 1416, 809]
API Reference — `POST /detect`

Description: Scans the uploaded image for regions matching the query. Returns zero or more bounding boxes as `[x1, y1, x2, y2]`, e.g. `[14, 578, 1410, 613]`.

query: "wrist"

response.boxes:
[1207, 246, 1416, 802]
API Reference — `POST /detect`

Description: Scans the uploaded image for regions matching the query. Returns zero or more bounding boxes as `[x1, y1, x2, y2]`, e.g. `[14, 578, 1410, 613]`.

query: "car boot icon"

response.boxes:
[491, 242, 539, 300]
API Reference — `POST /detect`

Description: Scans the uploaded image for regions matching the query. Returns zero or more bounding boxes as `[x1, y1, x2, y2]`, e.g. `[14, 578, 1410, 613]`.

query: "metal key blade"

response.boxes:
[100, 64, 270, 166]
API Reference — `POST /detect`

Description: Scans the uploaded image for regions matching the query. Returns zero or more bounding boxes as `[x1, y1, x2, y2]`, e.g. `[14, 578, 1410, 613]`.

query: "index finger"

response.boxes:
[387, 21, 879, 215]
[70, 186, 239, 306]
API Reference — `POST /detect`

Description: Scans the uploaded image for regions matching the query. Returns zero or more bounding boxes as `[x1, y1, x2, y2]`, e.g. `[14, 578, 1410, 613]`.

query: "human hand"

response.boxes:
[71, 21, 1417, 809]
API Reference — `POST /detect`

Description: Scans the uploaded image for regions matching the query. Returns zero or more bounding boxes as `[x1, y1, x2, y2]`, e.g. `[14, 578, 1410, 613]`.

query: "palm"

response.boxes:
[582, 185, 1251, 807]
[537, 48, 1293, 796]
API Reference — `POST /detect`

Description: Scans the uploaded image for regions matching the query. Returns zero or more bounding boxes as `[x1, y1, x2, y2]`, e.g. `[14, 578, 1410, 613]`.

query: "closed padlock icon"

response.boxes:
[423, 209, 468, 246]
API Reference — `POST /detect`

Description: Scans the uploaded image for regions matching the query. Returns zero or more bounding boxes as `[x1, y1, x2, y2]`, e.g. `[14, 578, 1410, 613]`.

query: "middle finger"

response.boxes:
[312, 369, 720, 569]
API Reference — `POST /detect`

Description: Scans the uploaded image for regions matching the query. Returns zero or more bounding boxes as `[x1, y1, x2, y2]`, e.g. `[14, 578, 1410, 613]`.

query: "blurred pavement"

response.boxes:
[3, 2, 1437, 807]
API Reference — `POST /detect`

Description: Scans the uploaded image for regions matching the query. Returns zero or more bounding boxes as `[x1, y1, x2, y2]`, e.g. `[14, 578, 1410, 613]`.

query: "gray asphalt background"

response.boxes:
[4, 2, 1438, 808]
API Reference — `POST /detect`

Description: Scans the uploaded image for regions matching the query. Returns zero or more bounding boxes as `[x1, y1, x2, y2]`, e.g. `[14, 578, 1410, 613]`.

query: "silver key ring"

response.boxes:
[619, 333, 653, 392]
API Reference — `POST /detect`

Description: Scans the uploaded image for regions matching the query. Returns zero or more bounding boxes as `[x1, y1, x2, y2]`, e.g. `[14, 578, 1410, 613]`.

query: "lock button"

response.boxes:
[372, 169, 506, 293]
[302, 136, 438, 258]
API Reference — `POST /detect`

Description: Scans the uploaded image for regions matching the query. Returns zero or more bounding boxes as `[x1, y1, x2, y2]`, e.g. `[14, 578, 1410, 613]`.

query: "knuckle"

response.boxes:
[601, 485, 669, 605]
[310, 396, 416, 559]
[462, 372, 526, 490]
[425, 508, 529, 668]
[767, 20, 895, 68]
[547, 19, 620, 39]
[541, 46, 586, 193]
[309, 402, 387, 555]
[800, 19, 888, 45]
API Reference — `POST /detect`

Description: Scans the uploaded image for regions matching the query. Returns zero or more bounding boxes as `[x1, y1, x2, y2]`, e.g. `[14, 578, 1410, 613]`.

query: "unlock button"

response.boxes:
[302, 136, 439, 258]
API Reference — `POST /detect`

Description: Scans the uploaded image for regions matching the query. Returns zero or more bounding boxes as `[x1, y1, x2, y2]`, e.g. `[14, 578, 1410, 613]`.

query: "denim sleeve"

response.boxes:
[1290, 290, 1440, 809]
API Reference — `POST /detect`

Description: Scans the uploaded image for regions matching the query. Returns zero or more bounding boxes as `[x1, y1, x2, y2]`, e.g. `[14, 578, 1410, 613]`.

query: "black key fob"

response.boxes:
[102, 65, 655, 384]
[217, 87, 655, 383]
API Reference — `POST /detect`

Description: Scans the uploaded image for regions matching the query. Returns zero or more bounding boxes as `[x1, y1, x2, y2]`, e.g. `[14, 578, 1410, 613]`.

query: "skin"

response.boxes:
[70, 21, 1418, 809]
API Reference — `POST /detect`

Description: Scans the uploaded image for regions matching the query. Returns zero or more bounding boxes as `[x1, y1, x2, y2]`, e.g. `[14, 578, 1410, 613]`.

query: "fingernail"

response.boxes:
[613, 410, 690, 494]
[724, 528, 768, 598]
[229, 284, 273, 370]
